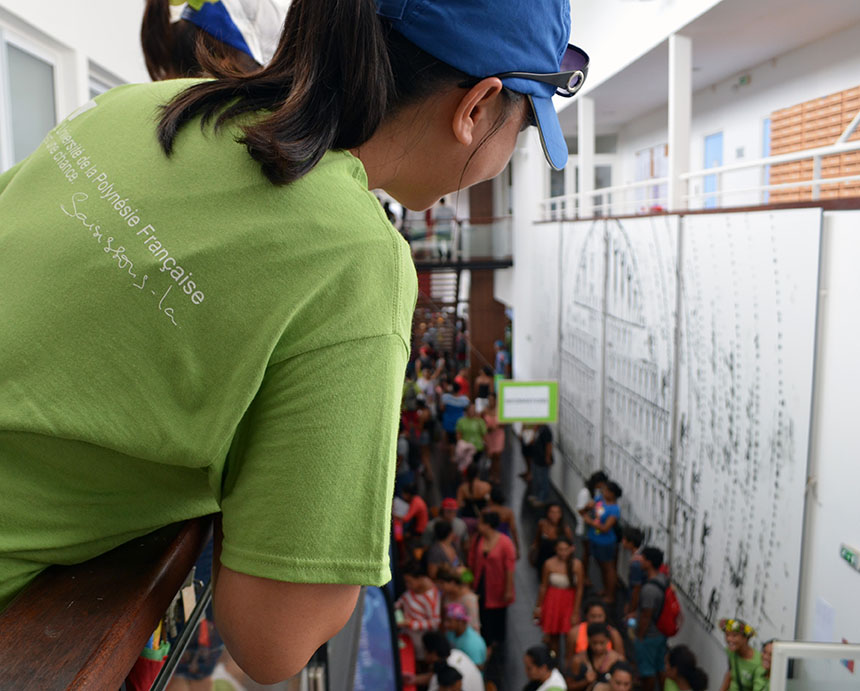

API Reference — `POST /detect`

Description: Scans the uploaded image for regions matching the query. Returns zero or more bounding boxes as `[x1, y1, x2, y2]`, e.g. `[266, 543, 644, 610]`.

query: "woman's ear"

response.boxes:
[451, 77, 504, 146]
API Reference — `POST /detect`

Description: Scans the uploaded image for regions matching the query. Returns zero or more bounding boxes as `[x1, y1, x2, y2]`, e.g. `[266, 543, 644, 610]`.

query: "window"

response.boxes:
[703, 131, 724, 209]
[635, 143, 668, 213]
[89, 62, 124, 100]
[0, 28, 61, 171]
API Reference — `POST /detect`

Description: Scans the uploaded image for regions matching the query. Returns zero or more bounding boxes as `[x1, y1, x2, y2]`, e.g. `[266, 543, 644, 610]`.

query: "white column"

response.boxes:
[577, 96, 595, 218]
[510, 129, 546, 378]
[668, 34, 692, 211]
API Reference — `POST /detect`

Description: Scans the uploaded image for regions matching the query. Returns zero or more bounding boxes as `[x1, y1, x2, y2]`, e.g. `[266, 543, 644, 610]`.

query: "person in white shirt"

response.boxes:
[523, 644, 568, 690]
[402, 631, 485, 691]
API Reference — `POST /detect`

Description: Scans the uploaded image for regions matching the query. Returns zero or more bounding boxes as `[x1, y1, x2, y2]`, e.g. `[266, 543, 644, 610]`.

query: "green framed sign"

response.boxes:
[497, 380, 558, 423]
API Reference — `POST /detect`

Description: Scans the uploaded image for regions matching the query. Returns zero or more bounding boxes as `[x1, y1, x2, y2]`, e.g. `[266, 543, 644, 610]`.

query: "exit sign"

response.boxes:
[840, 544, 860, 572]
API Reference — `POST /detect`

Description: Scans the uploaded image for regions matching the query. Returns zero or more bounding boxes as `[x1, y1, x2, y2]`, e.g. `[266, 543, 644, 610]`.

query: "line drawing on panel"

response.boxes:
[559, 220, 604, 481]
[673, 209, 820, 641]
[557, 208, 820, 644]
[601, 216, 678, 550]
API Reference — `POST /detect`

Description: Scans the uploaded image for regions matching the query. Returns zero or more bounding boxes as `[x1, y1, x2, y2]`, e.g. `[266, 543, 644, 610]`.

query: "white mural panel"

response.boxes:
[602, 216, 679, 551]
[555, 208, 821, 644]
[672, 208, 821, 641]
[559, 220, 605, 486]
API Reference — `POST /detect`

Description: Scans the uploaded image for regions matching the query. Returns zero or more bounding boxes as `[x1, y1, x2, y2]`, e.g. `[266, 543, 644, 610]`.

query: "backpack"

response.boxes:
[647, 576, 683, 637]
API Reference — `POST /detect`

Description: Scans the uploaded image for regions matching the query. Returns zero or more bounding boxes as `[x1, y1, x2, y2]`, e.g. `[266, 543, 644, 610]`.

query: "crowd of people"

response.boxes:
[392, 330, 776, 691]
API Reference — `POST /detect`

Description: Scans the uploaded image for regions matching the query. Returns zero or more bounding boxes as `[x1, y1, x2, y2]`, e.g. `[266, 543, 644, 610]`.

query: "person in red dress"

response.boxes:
[533, 536, 584, 655]
[468, 511, 515, 658]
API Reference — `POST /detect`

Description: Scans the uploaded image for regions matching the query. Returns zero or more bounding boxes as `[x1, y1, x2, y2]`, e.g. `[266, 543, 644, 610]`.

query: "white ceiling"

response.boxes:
[558, 0, 860, 135]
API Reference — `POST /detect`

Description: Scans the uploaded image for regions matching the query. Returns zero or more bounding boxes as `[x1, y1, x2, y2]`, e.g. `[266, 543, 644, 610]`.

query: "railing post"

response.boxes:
[668, 34, 692, 211]
[812, 155, 822, 200]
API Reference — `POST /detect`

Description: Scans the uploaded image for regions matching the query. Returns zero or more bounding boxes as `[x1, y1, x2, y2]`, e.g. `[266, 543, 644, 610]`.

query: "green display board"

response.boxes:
[497, 380, 558, 423]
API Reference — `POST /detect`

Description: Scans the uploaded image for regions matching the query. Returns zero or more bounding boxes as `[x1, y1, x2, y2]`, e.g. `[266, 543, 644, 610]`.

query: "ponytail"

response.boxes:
[158, 0, 394, 184]
[141, 0, 258, 81]
[141, 0, 183, 80]
[157, 0, 526, 186]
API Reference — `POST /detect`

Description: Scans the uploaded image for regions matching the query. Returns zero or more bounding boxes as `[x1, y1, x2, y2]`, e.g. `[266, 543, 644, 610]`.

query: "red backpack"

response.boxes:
[648, 576, 683, 637]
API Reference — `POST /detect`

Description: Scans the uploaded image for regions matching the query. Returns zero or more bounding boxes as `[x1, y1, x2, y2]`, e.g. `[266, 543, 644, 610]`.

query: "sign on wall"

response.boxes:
[497, 380, 558, 423]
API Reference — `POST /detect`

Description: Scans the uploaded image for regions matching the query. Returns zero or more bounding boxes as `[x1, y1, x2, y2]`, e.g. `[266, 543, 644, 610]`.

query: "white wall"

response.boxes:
[0, 1, 147, 83]
[795, 210, 860, 682]
[614, 21, 860, 209]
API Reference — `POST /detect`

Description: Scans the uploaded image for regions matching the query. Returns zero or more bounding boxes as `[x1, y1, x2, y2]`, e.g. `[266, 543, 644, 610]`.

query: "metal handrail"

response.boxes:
[540, 138, 860, 218]
[770, 640, 860, 691]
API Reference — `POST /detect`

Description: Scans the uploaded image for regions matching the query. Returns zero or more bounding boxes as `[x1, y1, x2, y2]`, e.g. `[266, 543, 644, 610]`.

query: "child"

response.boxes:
[396, 562, 442, 661]
[583, 481, 623, 603]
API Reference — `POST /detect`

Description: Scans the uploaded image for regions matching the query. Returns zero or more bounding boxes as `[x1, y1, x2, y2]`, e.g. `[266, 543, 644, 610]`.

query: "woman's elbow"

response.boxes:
[213, 568, 360, 684]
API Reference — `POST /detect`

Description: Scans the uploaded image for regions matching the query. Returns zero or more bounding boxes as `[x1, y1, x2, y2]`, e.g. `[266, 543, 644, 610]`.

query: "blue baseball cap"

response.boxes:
[178, 0, 292, 66]
[376, 0, 579, 171]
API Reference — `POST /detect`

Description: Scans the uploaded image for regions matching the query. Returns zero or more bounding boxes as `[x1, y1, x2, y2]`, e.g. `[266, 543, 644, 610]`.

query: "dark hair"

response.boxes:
[482, 365, 494, 376]
[667, 645, 709, 691]
[622, 526, 644, 548]
[422, 631, 452, 659]
[608, 661, 634, 678]
[481, 511, 500, 530]
[586, 471, 608, 494]
[490, 487, 506, 505]
[434, 519, 453, 542]
[545, 502, 563, 522]
[434, 566, 460, 584]
[402, 483, 418, 498]
[586, 622, 610, 639]
[606, 481, 623, 500]
[466, 463, 480, 482]
[525, 644, 557, 670]
[402, 560, 426, 578]
[157, 0, 524, 186]
[642, 546, 664, 570]
[141, 0, 259, 81]
[553, 537, 576, 590]
[583, 597, 609, 619]
[435, 663, 463, 686]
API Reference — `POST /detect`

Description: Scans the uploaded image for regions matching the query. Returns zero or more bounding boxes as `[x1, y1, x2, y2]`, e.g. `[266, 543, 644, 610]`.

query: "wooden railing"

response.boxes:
[0, 516, 214, 691]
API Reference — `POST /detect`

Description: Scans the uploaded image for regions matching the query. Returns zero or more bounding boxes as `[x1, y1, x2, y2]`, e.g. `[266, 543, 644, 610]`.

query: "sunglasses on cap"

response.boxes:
[460, 44, 589, 98]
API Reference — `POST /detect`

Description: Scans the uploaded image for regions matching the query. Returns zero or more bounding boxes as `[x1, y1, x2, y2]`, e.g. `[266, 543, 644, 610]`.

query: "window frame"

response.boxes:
[0, 24, 66, 171]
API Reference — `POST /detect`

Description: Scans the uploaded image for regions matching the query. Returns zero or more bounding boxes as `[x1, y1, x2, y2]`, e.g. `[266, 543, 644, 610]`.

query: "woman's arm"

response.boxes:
[609, 626, 626, 656]
[572, 559, 585, 625]
[508, 508, 521, 559]
[566, 656, 594, 691]
[214, 566, 359, 685]
[535, 560, 550, 614]
[719, 668, 732, 691]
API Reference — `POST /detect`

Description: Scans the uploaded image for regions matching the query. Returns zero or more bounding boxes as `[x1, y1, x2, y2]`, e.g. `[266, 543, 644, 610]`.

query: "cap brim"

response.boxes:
[528, 94, 568, 171]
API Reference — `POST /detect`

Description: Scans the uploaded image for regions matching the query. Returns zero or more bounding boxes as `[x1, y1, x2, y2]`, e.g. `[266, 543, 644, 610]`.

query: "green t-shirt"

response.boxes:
[456, 415, 487, 450]
[664, 680, 680, 691]
[0, 80, 416, 611]
[728, 649, 768, 691]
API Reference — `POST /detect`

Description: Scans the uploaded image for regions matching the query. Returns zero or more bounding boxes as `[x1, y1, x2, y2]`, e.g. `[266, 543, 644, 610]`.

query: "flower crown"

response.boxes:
[723, 618, 756, 638]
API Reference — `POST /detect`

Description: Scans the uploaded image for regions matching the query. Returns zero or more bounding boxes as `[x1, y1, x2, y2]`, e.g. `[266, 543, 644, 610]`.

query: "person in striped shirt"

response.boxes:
[396, 561, 442, 660]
